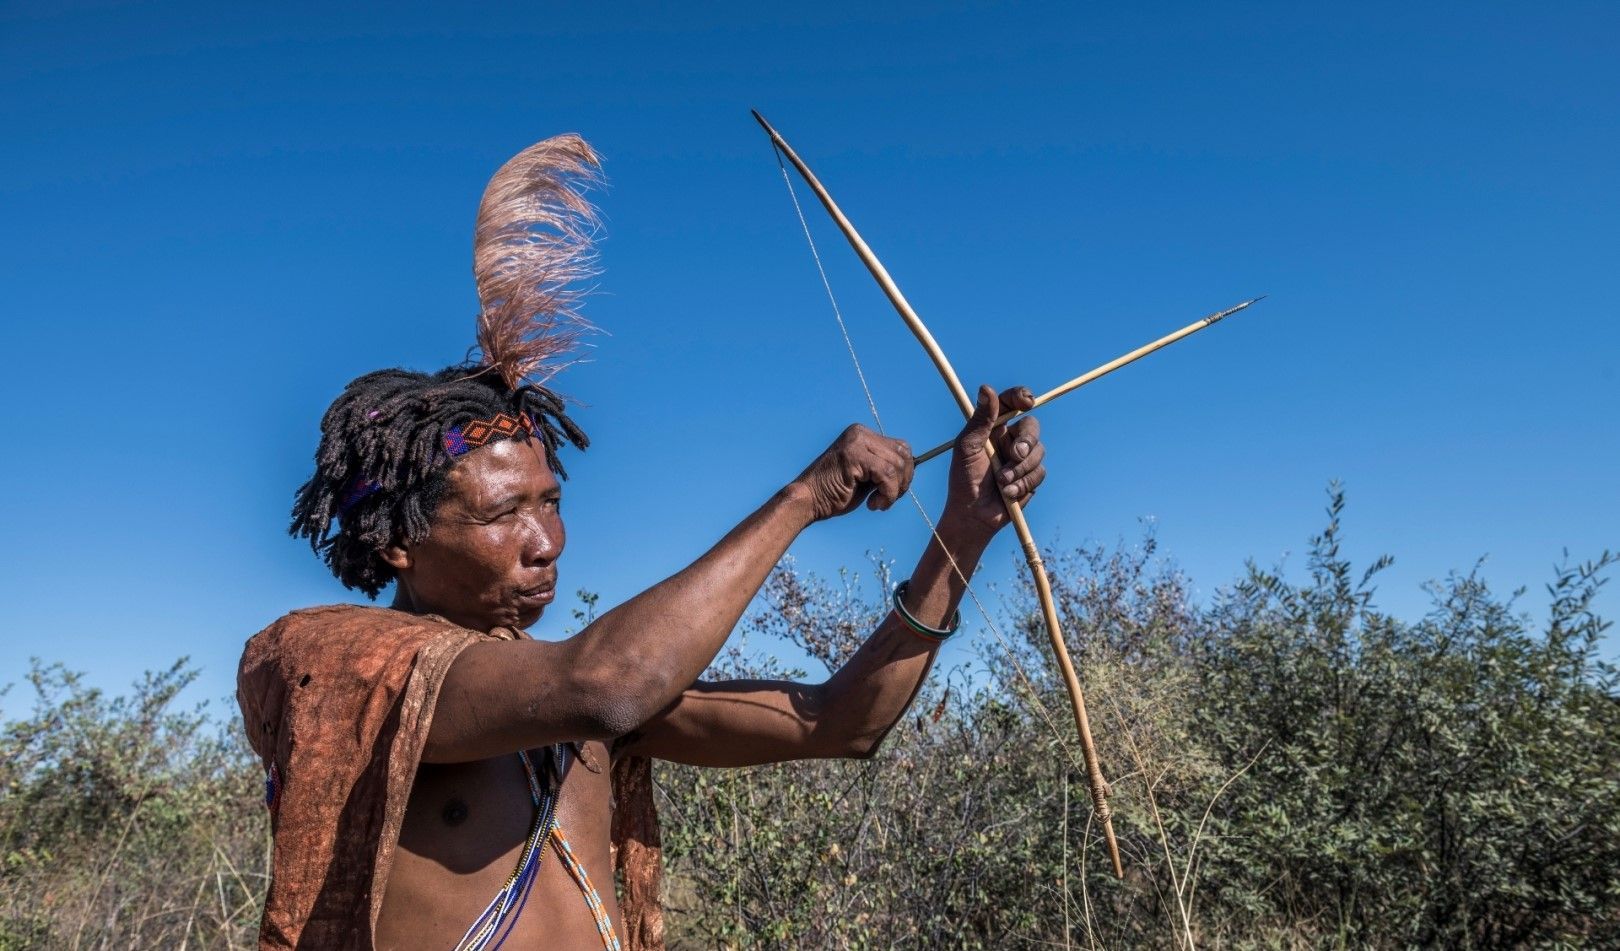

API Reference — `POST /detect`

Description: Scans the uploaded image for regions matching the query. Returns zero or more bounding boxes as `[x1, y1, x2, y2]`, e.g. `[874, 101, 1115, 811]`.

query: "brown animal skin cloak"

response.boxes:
[237, 604, 664, 950]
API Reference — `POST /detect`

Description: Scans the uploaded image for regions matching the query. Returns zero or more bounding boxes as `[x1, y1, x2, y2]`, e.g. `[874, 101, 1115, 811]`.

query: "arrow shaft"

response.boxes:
[911, 297, 1261, 465]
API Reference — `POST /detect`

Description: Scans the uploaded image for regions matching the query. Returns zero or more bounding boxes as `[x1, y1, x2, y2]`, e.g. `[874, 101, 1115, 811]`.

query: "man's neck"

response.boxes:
[389, 588, 495, 634]
[389, 586, 422, 616]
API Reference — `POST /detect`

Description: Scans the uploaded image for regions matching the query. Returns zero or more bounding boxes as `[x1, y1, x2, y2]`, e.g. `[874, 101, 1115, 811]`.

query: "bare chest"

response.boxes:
[378, 743, 621, 950]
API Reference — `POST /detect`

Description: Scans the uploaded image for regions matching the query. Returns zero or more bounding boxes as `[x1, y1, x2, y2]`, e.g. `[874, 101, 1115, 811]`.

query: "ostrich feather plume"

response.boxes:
[473, 134, 604, 391]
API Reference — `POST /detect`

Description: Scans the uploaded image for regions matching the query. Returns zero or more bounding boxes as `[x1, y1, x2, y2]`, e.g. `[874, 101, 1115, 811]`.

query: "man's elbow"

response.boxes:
[815, 685, 898, 760]
[836, 724, 893, 760]
[568, 660, 676, 739]
[577, 695, 645, 741]
[842, 737, 882, 760]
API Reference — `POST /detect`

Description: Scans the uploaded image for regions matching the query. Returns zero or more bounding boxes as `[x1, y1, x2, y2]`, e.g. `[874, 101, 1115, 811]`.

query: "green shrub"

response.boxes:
[3, 489, 1614, 949]
[0, 662, 266, 949]
[659, 489, 1620, 949]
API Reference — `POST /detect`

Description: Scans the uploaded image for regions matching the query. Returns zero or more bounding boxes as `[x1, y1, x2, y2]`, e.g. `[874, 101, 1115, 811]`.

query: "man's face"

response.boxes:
[388, 437, 565, 632]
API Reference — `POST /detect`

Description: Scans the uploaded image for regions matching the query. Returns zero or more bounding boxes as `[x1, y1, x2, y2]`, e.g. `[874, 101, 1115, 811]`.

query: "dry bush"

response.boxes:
[5, 491, 1615, 948]
[656, 493, 1620, 949]
[0, 663, 267, 950]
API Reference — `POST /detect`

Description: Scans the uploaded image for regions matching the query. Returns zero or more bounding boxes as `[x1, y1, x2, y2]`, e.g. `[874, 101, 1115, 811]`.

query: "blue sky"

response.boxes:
[2, 2, 1616, 712]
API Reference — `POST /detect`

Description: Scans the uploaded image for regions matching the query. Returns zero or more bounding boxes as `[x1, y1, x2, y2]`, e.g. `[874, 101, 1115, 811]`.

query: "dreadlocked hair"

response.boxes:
[288, 364, 588, 598]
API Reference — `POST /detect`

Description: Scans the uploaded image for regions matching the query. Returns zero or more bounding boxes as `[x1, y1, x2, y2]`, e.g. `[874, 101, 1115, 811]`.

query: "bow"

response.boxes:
[752, 111, 1134, 875]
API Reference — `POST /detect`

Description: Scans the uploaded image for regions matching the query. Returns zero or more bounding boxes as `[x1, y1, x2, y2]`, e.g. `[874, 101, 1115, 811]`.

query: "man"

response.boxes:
[238, 134, 1047, 950]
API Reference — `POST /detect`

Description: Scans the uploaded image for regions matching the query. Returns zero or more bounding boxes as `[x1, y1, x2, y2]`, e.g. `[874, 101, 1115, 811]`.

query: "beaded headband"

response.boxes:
[443, 411, 539, 457]
[337, 411, 542, 517]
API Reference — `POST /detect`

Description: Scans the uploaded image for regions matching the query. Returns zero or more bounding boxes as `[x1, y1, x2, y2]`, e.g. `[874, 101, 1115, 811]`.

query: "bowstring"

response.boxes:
[769, 145, 1076, 759]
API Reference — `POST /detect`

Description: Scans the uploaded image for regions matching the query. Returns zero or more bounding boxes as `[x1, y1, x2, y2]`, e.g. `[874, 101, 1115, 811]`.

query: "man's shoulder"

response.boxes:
[249, 602, 468, 641]
[239, 604, 474, 679]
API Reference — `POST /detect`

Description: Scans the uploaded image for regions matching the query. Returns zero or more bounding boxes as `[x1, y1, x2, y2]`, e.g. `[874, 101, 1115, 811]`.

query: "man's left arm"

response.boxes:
[614, 385, 1045, 767]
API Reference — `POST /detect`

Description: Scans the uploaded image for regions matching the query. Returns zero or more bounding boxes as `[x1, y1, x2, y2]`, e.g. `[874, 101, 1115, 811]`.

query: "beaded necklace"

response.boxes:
[451, 746, 621, 951]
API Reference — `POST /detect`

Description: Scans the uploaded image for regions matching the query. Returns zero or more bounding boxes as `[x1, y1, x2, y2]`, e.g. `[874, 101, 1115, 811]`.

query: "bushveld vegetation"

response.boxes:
[3, 490, 1616, 949]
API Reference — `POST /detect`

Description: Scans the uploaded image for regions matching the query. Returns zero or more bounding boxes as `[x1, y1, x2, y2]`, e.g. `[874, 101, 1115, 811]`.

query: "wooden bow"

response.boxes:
[753, 111, 1127, 877]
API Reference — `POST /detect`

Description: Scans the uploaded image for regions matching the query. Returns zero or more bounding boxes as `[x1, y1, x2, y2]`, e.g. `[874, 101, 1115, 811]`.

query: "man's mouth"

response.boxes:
[516, 584, 556, 607]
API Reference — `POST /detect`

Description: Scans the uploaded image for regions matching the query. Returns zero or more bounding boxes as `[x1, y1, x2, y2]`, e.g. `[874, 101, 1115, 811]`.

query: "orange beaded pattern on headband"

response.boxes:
[442, 411, 538, 457]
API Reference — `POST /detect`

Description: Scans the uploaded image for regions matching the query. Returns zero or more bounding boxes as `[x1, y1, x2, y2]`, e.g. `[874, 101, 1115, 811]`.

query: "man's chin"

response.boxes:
[511, 587, 555, 630]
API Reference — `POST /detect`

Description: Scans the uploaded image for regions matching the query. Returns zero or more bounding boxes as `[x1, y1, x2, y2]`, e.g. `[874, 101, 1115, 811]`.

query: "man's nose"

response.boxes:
[522, 516, 562, 564]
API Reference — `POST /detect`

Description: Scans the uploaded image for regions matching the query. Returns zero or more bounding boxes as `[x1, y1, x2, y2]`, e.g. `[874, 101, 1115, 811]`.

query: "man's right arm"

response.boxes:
[420, 425, 914, 764]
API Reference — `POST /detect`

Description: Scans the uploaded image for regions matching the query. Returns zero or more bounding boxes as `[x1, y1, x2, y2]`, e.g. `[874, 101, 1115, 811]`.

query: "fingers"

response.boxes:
[863, 434, 914, 510]
[955, 385, 1001, 459]
[840, 458, 877, 511]
[989, 385, 1034, 436]
[996, 408, 1044, 500]
[997, 385, 1036, 414]
[831, 424, 912, 513]
[998, 440, 1046, 500]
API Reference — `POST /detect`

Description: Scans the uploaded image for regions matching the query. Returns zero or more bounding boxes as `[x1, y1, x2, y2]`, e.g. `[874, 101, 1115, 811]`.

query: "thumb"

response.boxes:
[956, 384, 1000, 458]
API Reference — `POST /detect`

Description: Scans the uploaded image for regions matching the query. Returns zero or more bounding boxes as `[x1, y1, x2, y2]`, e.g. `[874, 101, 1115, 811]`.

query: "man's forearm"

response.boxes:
[820, 519, 993, 754]
[572, 485, 817, 731]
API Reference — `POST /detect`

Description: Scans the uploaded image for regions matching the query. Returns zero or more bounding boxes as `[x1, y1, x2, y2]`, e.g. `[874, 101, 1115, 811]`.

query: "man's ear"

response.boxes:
[379, 542, 412, 572]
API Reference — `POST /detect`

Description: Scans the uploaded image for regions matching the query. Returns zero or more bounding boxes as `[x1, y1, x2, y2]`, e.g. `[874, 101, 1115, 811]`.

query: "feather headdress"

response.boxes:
[473, 134, 604, 391]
